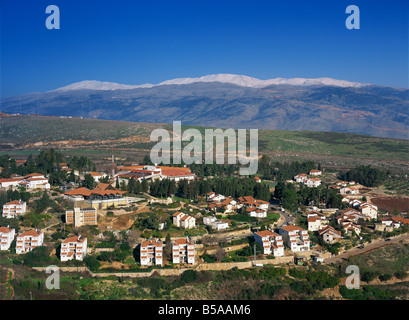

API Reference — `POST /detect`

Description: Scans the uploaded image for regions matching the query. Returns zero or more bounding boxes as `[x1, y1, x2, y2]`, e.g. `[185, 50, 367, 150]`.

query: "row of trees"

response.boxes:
[338, 165, 389, 187]
[274, 182, 346, 210]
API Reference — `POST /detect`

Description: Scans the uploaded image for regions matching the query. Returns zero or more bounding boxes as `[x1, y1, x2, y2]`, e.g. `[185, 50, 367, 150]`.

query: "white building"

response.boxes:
[172, 237, 195, 265]
[305, 178, 321, 188]
[140, 239, 163, 266]
[203, 216, 229, 230]
[2, 200, 27, 218]
[306, 211, 327, 231]
[294, 174, 307, 183]
[279, 225, 310, 252]
[172, 212, 196, 229]
[254, 230, 284, 257]
[309, 169, 322, 176]
[246, 207, 267, 218]
[16, 230, 44, 254]
[60, 235, 88, 261]
[0, 226, 15, 251]
[18, 173, 50, 190]
[358, 203, 378, 220]
[318, 226, 342, 244]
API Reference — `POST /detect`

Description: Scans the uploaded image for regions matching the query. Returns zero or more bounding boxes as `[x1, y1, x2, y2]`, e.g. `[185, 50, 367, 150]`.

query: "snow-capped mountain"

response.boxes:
[52, 74, 368, 92]
[3, 74, 407, 140]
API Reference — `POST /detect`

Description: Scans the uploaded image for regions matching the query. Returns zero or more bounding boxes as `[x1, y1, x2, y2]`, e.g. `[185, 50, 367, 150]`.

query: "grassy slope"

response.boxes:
[0, 115, 408, 164]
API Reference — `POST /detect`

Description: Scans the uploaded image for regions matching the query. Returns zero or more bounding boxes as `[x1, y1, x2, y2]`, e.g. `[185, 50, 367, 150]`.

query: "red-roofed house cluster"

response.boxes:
[172, 211, 196, 229]
[0, 173, 50, 190]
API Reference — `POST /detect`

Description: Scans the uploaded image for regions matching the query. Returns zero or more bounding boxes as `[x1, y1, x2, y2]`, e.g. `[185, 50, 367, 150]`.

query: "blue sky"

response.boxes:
[0, 0, 408, 97]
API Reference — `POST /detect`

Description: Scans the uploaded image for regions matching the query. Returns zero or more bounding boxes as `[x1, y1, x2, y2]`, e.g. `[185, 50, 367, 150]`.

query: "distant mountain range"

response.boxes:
[1, 74, 408, 139]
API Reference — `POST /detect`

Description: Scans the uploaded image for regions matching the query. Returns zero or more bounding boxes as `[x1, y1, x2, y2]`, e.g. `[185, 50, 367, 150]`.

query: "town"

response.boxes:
[0, 149, 408, 300]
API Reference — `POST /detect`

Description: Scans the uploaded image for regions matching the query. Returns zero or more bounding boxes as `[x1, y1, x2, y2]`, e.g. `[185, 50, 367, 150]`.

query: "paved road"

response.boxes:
[324, 232, 409, 264]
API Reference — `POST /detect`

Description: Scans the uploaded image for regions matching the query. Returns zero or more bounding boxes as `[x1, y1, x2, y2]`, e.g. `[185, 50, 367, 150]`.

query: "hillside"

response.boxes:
[0, 114, 408, 171]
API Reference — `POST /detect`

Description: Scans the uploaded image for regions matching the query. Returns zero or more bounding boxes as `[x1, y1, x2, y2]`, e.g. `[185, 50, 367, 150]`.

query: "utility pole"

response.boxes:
[254, 243, 257, 263]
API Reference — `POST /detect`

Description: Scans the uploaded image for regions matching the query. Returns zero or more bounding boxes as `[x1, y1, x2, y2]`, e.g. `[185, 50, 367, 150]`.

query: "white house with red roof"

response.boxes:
[305, 178, 321, 188]
[254, 230, 284, 257]
[294, 173, 308, 183]
[318, 226, 342, 244]
[18, 173, 50, 190]
[16, 230, 44, 254]
[172, 212, 196, 229]
[2, 200, 26, 218]
[279, 225, 310, 252]
[0, 226, 15, 250]
[172, 237, 195, 264]
[358, 203, 378, 220]
[140, 239, 163, 266]
[246, 207, 267, 218]
[307, 211, 328, 231]
[60, 235, 88, 261]
[0, 178, 23, 188]
[309, 169, 322, 176]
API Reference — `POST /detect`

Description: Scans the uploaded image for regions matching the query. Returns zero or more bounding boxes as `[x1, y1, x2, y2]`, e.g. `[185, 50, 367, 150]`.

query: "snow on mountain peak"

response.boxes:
[52, 74, 368, 92]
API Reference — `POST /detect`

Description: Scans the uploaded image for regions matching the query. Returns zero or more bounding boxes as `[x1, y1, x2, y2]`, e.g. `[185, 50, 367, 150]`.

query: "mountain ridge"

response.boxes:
[1, 76, 408, 140]
[51, 73, 370, 92]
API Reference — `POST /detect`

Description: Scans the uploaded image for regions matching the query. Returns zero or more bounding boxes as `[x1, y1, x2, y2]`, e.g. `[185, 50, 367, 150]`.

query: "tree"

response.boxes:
[164, 233, 172, 261]
[83, 174, 95, 189]
[84, 256, 101, 272]
[215, 246, 226, 262]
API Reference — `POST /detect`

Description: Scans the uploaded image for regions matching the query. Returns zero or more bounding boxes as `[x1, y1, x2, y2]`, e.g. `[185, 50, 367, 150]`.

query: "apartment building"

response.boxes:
[172, 212, 196, 229]
[65, 207, 97, 227]
[60, 235, 88, 261]
[279, 225, 310, 252]
[0, 226, 15, 251]
[172, 237, 195, 265]
[2, 200, 26, 218]
[16, 230, 44, 254]
[140, 239, 163, 266]
[254, 230, 284, 257]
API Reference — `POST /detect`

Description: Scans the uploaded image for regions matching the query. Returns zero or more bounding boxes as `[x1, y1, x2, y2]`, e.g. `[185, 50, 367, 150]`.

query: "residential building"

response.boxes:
[172, 237, 195, 264]
[172, 212, 196, 229]
[254, 230, 284, 257]
[140, 239, 163, 266]
[294, 174, 307, 183]
[246, 207, 267, 218]
[309, 169, 322, 176]
[305, 178, 321, 188]
[18, 173, 50, 190]
[358, 203, 378, 220]
[2, 200, 26, 218]
[318, 226, 342, 244]
[60, 235, 88, 261]
[0, 226, 15, 250]
[279, 225, 310, 252]
[380, 216, 409, 229]
[203, 216, 229, 230]
[307, 211, 327, 231]
[342, 222, 361, 236]
[16, 230, 44, 254]
[65, 207, 97, 227]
